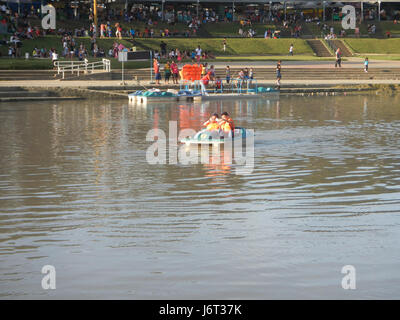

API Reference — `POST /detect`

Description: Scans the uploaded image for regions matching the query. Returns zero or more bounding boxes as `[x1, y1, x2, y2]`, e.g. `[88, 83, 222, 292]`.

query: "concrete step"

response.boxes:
[0, 96, 83, 103]
[306, 40, 333, 57]
[327, 40, 353, 57]
[0, 70, 57, 81]
[0, 90, 52, 98]
[0, 86, 27, 92]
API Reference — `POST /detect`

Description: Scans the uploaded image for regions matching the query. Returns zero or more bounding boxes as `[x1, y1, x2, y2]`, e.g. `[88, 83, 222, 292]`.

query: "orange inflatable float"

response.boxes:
[181, 64, 202, 81]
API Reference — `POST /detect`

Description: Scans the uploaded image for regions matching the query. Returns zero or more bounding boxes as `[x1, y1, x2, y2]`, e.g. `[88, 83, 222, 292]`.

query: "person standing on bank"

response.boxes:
[226, 66, 231, 84]
[364, 57, 369, 73]
[154, 58, 161, 85]
[289, 44, 293, 56]
[276, 60, 282, 90]
[164, 61, 171, 84]
[335, 48, 342, 68]
[171, 61, 179, 84]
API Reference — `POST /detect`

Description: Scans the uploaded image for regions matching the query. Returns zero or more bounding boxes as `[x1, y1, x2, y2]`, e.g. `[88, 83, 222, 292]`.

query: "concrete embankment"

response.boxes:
[1, 81, 400, 103]
[0, 86, 84, 102]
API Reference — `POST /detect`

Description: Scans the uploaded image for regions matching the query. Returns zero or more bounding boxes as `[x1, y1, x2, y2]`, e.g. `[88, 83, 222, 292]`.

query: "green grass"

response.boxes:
[215, 55, 335, 61]
[0, 58, 54, 70]
[1, 36, 313, 57]
[343, 39, 400, 54]
[134, 38, 313, 55]
[0, 57, 149, 70]
[377, 21, 400, 35]
[0, 35, 139, 57]
[201, 22, 282, 37]
[355, 54, 400, 61]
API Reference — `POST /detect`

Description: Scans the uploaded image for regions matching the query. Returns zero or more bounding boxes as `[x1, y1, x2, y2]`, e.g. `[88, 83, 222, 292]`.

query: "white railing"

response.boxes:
[54, 59, 111, 79]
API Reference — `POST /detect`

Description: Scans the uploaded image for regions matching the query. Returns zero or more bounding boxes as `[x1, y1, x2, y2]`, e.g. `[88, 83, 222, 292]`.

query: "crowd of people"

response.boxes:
[154, 42, 216, 64]
[152, 57, 259, 93]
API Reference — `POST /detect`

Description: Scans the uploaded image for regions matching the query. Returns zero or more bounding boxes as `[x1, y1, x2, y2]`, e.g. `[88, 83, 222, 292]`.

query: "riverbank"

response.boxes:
[1, 59, 400, 101]
[1, 81, 399, 102]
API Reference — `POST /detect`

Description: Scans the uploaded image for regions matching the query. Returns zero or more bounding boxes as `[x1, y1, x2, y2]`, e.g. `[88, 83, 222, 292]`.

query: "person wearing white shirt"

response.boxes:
[52, 51, 58, 62]
[195, 45, 202, 57]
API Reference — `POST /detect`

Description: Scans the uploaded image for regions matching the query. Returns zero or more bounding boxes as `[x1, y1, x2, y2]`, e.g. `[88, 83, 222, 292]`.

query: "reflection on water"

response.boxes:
[0, 94, 400, 299]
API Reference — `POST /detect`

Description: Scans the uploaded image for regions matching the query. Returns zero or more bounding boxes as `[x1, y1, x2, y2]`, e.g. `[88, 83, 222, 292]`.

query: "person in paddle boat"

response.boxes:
[219, 112, 235, 138]
[203, 113, 220, 131]
[186, 112, 241, 144]
[193, 113, 221, 141]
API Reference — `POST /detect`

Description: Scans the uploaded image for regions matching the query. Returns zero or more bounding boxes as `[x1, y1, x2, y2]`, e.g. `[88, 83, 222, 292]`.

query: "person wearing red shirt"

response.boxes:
[200, 71, 212, 96]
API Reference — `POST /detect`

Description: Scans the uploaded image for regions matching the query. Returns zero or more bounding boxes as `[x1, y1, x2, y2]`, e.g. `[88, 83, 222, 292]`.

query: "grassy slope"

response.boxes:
[215, 55, 334, 61]
[0, 36, 138, 56]
[0, 36, 313, 57]
[379, 21, 400, 35]
[135, 38, 312, 55]
[0, 58, 149, 70]
[0, 59, 54, 70]
[343, 39, 400, 54]
[201, 22, 281, 37]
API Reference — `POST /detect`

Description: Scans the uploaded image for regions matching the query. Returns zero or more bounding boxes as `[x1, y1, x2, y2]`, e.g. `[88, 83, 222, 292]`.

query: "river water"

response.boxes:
[0, 94, 399, 299]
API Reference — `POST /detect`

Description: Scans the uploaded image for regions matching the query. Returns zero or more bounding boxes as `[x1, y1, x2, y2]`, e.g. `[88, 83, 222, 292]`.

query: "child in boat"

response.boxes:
[219, 112, 235, 137]
[203, 113, 220, 131]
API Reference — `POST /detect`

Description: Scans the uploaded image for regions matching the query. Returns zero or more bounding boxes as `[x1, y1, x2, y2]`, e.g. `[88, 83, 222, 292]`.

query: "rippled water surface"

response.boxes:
[1, 94, 400, 299]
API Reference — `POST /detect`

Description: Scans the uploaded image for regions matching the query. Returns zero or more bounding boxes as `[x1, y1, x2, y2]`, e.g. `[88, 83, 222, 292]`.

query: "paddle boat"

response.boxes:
[128, 89, 202, 104]
[180, 127, 253, 147]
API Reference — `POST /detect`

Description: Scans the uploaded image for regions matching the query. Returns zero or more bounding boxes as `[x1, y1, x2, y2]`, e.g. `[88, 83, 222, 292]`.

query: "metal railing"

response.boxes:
[179, 79, 258, 94]
[54, 59, 111, 79]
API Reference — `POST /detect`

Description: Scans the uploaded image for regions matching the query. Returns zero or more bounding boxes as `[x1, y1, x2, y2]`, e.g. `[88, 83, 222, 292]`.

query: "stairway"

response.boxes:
[306, 39, 333, 57]
[329, 40, 353, 57]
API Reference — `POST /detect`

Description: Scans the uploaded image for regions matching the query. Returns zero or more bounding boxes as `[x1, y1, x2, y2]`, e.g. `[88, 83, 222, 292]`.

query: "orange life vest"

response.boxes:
[220, 120, 231, 133]
[220, 117, 234, 132]
[203, 120, 219, 131]
[226, 117, 235, 130]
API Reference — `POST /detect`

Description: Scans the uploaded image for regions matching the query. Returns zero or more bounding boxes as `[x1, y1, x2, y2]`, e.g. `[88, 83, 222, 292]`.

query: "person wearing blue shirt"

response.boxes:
[364, 57, 369, 73]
